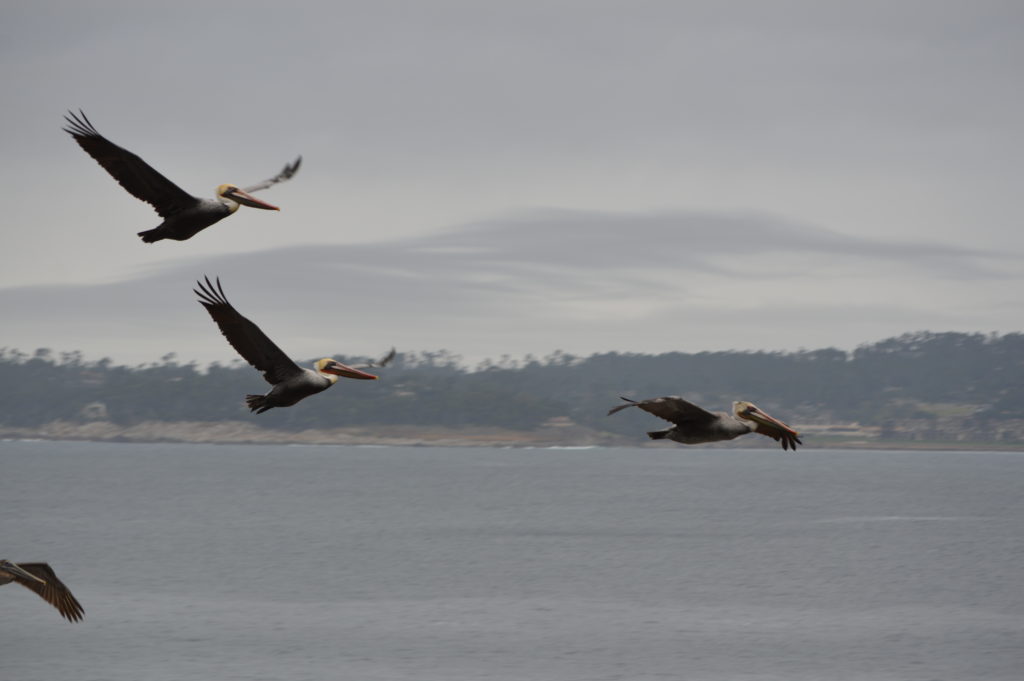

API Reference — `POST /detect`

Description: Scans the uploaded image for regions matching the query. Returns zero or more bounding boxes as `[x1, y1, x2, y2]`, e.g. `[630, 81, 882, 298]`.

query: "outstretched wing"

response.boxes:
[63, 110, 199, 218]
[13, 563, 84, 622]
[751, 421, 803, 451]
[194, 276, 304, 385]
[242, 156, 302, 193]
[351, 347, 396, 370]
[608, 395, 718, 427]
[738, 402, 803, 451]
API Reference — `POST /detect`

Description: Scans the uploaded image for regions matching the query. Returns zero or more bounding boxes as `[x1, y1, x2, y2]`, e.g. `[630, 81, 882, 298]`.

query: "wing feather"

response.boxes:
[752, 422, 803, 451]
[14, 563, 84, 622]
[64, 110, 198, 217]
[608, 395, 718, 426]
[195, 276, 304, 385]
[242, 156, 302, 193]
[351, 347, 396, 370]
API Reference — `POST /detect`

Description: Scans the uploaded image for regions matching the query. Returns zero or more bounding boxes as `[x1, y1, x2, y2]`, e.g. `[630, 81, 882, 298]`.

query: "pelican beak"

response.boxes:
[743, 406, 798, 436]
[7, 564, 46, 585]
[324, 362, 378, 380]
[224, 188, 280, 211]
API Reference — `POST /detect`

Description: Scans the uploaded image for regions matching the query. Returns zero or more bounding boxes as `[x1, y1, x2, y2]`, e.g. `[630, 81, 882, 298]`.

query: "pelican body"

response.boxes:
[63, 110, 300, 243]
[194, 277, 380, 413]
[1, 560, 84, 622]
[609, 396, 802, 450]
[250, 357, 370, 412]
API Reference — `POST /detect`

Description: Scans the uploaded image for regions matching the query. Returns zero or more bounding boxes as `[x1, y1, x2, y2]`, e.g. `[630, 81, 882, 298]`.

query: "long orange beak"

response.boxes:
[225, 188, 280, 211]
[324, 362, 378, 380]
[744, 406, 798, 437]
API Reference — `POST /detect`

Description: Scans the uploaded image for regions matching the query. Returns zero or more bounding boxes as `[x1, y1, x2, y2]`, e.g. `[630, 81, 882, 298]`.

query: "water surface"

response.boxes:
[2, 441, 1022, 680]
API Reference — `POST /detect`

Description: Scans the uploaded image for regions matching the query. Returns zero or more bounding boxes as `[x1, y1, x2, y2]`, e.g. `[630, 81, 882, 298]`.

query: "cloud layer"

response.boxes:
[2, 2, 1022, 363]
[2, 209, 1018, 365]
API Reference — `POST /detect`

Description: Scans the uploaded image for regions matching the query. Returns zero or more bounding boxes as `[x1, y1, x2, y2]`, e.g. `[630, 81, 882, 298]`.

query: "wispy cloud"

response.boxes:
[2, 209, 1018, 364]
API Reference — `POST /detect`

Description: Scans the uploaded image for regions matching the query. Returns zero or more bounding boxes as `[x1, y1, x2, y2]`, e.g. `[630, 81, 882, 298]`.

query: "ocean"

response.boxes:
[2, 441, 1022, 680]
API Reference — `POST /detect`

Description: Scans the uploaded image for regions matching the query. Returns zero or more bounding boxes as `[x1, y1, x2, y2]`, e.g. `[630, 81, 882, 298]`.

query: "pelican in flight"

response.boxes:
[1, 560, 84, 622]
[609, 396, 803, 450]
[362, 347, 398, 370]
[195, 277, 382, 413]
[63, 110, 300, 243]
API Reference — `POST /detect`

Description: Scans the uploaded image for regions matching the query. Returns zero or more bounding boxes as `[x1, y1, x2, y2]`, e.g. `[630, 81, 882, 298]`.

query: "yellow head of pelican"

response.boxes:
[733, 400, 799, 436]
[733, 400, 757, 420]
[314, 358, 379, 382]
[216, 184, 281, 212]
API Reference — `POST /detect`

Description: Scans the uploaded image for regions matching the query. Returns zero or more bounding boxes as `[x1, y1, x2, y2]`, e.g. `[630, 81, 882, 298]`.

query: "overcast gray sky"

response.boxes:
[2, 1, 1022, 365]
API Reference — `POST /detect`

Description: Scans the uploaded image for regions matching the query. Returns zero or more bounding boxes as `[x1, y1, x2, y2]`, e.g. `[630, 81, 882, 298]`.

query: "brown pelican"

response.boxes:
[1, 560, 84, 622]
[360, 347, 397, 370]
[63, 110, 300, 243]
[609, 396, 803, 450]
[195, 276, 380, 413]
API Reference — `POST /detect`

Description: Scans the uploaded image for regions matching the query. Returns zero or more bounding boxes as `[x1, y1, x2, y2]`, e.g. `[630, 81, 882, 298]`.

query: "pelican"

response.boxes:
[1, 560, 84, 622]
[63, 110, 300, 243]
[360, 347, 397, 369]
[195, 276, 381, 413]
[609, 396, 803, 450]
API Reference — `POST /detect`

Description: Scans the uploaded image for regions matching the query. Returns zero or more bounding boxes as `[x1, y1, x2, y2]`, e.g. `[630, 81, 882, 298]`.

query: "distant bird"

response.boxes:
[357, 347, 397, 370]
[609, 396, 802, 450]
[194, 276, 381, 413]
[63, 110, 300, 243]
[1, 560, 84, 622]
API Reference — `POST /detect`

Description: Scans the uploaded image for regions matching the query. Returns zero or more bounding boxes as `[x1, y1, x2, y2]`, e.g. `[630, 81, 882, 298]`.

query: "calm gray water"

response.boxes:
[2, 441, 1022, 681]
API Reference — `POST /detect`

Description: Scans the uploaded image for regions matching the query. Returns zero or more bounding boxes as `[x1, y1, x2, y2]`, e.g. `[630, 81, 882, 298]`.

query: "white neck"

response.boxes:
[219, 196, 241, 213]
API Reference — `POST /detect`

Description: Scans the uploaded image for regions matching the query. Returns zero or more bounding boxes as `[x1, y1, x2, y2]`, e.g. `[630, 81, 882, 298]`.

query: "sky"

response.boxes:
[2, 1, 1022, 366]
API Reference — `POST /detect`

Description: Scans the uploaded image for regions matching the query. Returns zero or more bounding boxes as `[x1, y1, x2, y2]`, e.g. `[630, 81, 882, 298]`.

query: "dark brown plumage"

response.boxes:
[194, 276, 303, 387]
[1, 560, 84, 622]
[63, 110, 299, 242]
[194, 276, 381, 413]
[64, 110, 197, 218]
[609, 396, 803, 450]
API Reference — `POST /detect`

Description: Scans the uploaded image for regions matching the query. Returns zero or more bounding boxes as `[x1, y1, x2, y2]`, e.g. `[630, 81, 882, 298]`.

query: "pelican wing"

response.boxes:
[608, 396, 718, 427]
[351, 347, 396, 370]
[64, 110, 198, 218]
[751, 421, 803, 451]
[195, 277, 304, 385]
[13, 563, 84, 622]
[738, 403, 803, 451]
[242, 156, 302, 193]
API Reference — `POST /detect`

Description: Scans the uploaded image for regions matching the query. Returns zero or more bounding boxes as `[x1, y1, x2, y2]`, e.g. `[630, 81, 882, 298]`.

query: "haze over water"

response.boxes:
[2, 441, 1022, 680]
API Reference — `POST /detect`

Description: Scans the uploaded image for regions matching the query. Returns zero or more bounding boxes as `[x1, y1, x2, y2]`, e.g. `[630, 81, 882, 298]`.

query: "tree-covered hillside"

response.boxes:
[2, 332, 1022, 441]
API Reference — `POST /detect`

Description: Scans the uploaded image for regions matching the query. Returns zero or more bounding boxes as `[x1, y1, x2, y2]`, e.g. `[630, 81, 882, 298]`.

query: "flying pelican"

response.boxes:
[195, 276, 381, 413]
[63, 110, 300, 243]
[609, 396, 803, 450]
[360, 347, 397, 370]
[1, 560, 84, 622]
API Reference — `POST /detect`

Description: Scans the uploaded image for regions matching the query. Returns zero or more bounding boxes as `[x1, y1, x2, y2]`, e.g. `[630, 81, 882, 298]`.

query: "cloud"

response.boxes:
[2, 209, 1018, 365]
[3, 2, 1023, 364]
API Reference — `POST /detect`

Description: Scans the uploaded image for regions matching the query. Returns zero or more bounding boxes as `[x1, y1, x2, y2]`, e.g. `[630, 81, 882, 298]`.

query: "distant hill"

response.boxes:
[2, 331, 1022, 445]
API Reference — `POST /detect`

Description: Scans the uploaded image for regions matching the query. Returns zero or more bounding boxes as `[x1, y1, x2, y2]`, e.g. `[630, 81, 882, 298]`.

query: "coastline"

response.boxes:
[2, 420, 1022, 451]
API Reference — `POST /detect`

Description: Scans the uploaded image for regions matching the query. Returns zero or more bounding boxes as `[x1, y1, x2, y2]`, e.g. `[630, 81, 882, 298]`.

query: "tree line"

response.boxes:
[1, 331, 1021, 435]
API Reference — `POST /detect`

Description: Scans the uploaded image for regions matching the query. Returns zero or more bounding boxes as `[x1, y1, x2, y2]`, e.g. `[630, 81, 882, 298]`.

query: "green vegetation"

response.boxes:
[2, 332, 1022, 442]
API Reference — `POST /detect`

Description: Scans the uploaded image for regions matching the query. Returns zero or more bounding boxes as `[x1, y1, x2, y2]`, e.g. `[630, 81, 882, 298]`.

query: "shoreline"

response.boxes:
[1, 420, 1022, 452]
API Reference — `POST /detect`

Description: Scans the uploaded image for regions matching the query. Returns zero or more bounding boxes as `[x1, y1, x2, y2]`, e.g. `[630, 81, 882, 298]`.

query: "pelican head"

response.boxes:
[733, 400, 797, 434]
[216, 184, 281, 212]
[732, 400, 757, 419]
[0, 560, 46, 584]
[314, 358, 378, 382]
